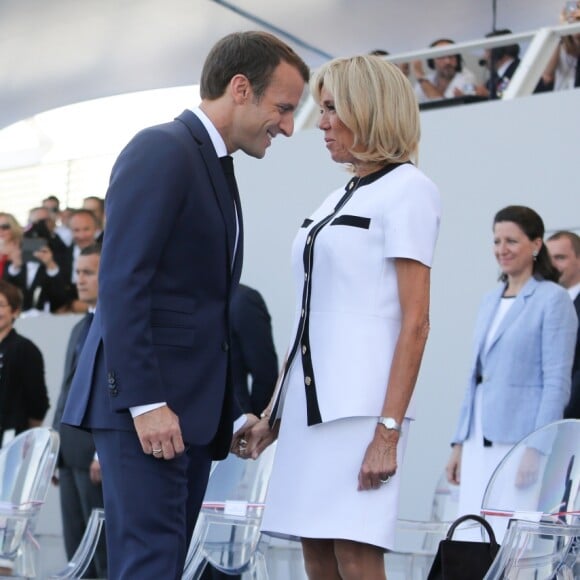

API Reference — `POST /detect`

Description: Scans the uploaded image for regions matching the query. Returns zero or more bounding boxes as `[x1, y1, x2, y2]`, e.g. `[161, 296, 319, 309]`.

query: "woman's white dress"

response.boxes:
[261, 164, 441, 549]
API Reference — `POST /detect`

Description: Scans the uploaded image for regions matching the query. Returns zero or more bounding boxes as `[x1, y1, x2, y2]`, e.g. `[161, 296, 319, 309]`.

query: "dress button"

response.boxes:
[221, 341, 230, 352]
[301, 309, 305, 317]
[304, 273, 308, 280]
[302, 345, 307, 355]
[306, 236, 311, 244]
[304, 376, 312, 386]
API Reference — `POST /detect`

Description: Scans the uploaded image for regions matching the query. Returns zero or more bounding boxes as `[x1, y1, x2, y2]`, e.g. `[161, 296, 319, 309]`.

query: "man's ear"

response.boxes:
[230, 74, 251, 104]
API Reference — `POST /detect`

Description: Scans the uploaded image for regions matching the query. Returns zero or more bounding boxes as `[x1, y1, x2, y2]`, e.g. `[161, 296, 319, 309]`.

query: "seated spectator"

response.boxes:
[43, 195, 73, 246]
[61, 209, 100, 311]
[26, 206, 69, 269]
[412, 38, 477, 102]
[82, 196, 105, 243]
[540, 3, 580, 91]
[474, 29, 521, 99]
[370, 49, 410, 78]
[0, 213, 23, 279]
[3, 230, 72, 314]
[0, 279, 50, 575]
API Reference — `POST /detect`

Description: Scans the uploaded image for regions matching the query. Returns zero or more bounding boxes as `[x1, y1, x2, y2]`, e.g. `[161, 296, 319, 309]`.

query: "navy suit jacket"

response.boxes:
[453, 277, 577, 444]
[62, 110, 243, 460]
[230, 284, 278, 416]
[564, 294, 580, 418]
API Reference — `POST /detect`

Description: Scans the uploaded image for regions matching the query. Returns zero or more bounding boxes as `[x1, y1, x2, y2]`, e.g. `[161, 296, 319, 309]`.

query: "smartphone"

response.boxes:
[22, 238, 47, 263]
[565, 1, 578, 19]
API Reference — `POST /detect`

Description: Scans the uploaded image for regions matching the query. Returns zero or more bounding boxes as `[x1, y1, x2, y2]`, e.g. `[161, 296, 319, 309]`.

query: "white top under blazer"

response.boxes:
[271, 162, 441, 425]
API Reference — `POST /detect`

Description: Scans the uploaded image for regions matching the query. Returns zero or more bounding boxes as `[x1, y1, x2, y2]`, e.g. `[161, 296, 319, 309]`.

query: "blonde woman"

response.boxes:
[239, 55, 441, 579]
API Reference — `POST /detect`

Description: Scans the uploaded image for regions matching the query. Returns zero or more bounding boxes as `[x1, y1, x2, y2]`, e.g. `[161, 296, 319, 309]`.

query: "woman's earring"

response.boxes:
[532, 250, 538, 261]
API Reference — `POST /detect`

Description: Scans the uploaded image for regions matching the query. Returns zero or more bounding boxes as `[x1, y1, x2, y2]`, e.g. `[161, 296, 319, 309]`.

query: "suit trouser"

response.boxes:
[92, 429, 212, 580]
[59, 465, 107, 578]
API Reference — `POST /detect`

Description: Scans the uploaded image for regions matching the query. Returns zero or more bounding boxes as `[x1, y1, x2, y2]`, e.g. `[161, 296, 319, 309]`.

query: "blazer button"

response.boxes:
[107, 371, 116, 386]
[304, 376, 312, 386]
[108, 385, 119, 397]
[222, 341, 230, 352]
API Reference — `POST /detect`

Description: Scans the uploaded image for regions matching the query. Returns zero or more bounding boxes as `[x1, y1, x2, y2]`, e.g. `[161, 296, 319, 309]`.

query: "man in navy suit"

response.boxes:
[547, 231, 580, 418]
[53, 243, 106, 578]
[62, 31, 309, 579]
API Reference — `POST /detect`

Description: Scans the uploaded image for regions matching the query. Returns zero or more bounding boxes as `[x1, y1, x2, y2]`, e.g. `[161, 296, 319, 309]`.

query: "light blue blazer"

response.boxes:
[453, 276, 577, 445]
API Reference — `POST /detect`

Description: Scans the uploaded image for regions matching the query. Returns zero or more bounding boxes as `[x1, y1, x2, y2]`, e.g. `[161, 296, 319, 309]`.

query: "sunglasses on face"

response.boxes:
[0, 224, 11, 231]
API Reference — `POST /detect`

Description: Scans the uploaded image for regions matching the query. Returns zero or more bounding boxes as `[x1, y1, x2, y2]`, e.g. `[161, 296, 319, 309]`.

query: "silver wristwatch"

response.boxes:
[377, 416, 401, 433]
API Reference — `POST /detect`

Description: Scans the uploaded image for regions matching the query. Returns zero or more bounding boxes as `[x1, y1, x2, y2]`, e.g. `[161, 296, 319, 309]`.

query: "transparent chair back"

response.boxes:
[481, 419, 580, 543]
[46, 508, 105, 579]
[0, 427, 60, 576]
[182, 442, 277, 579]
[483, 517, 580, 579]
[387, 470, 468, 580]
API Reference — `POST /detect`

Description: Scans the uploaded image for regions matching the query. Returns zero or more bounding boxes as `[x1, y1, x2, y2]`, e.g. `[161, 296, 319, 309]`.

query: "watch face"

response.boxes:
[379, 417, 400, 431]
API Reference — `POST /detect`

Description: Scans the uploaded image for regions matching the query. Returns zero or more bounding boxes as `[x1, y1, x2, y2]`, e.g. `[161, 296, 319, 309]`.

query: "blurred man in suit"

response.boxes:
[53, 243, 106, 578]
[202, 283, 278, 580]
[230, 284, 278, 416]
[547, 231, 580, 418]
[62, 32, 309, 579]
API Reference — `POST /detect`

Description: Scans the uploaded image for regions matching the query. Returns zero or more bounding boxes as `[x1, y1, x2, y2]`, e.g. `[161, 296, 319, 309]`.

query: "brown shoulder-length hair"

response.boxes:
[0, 279, 23, 314]
[311, 55, 421, 166]
[493, 205, 559, 283]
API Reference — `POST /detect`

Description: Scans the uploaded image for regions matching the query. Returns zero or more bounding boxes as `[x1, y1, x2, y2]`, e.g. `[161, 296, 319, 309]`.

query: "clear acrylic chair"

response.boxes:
[479, 419, 580, 578]
[46, 508, 105, 579]
[481, 419, 580, 544]
[0, 427, 60, 578]
[182, 443, 277, 580]
[483, 517, 580, 579]
[385, 469, 477, 579]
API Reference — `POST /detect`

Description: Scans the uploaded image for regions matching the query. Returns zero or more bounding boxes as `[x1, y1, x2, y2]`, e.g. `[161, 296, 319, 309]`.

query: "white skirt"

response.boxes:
[261, 358, 410, 550]
[456, 386, 544, 542]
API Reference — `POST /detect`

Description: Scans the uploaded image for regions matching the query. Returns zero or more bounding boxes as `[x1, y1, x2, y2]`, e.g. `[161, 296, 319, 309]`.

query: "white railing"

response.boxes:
[295, 22, 580, 130]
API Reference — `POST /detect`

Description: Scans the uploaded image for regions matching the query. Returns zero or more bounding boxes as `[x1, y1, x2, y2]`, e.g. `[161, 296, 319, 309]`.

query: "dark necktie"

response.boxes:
[73, 312, 94, 370]
[575, 56, 580, 88]
[220, 155, 239, 198]
[219, 156, 241, 269]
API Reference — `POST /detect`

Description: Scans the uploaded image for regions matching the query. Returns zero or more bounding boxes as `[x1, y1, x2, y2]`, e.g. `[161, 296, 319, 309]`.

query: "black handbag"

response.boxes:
[426, 514, 500, 580]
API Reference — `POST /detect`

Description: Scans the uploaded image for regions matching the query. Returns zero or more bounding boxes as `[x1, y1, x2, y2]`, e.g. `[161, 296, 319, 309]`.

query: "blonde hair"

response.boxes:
[0, 212, 23, 244]
[311, 55, 420, 165]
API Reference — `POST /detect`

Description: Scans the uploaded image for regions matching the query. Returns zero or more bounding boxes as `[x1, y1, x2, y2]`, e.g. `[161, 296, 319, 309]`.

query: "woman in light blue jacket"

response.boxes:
[446, 205, 577, 521]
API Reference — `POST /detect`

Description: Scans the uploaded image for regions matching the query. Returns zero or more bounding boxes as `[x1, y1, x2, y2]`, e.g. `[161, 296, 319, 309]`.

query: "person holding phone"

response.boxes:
[3, 232, 71, 314]
[540, 1, 580, 91]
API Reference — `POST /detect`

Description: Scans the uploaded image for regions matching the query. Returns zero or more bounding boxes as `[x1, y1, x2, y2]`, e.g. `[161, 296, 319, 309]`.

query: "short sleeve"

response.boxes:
[382, 169, 441, 267]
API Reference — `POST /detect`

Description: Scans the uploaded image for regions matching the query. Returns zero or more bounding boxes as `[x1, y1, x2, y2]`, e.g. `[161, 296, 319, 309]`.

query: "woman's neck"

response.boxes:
[504, 273, 532, 296]
[0, 326, 13, 343]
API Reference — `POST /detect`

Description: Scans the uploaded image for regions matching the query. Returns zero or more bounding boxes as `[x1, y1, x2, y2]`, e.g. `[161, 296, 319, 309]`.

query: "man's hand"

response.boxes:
[240, 417, 279, 460]
[230, 413, 259, 455]
[90, 459, 102, 484]
[133, 405, 184, 460]
[34, 245, 57, 270]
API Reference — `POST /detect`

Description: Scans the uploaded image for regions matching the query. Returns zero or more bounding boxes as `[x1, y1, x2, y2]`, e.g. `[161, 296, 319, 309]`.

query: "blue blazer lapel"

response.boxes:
[175, 110, 238, 274]
[485, 277, 539, 355]
[473, 285, 504, 366]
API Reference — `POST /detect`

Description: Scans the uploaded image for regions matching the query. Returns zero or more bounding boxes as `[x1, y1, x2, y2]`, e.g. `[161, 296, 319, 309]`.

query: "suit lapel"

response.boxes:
[175, 110, 238, 276]
[485, 277, 539, 356]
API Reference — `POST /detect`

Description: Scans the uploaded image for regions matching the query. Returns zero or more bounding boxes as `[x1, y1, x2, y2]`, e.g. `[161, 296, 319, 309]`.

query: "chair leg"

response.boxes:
[248, 551, 269, 580]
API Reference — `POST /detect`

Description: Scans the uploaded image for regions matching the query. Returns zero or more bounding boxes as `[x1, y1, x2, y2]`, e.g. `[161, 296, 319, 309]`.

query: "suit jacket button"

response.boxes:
[107, 372, 116, 385]
[108, 385, 118, 397]
[222, 341, 230, 352]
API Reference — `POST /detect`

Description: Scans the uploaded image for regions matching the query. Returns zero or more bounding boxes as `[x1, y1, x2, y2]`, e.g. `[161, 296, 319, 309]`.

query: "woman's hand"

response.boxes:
[238, 416, 279, 459]
[5, 241, 22, 268]
[446, 444, 462, 485]
[358, 426, 398, 491]
[515, 447, 541, 489]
